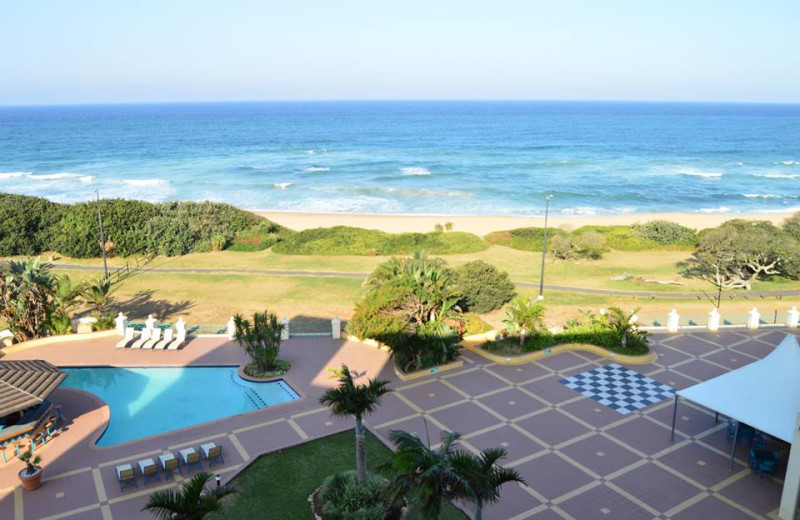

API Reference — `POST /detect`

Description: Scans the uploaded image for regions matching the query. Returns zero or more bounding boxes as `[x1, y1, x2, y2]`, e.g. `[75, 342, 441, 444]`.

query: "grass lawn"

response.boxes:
[207, 429, 469, 520]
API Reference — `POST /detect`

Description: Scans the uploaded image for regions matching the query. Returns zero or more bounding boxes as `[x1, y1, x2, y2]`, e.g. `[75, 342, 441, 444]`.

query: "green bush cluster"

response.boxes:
[272, 226, 487, 256]
[463, 312, 493, 336]
[318, 471, 396, 520]
[486, 221, 699, 254]
[0, 193, 286, 257]
[0, 194, 66, 256]
[453, 260, 516, 313]
[550, 231, 607, 260]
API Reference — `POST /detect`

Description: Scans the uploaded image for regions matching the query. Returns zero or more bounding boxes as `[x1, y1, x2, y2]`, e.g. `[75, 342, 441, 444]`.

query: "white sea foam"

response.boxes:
[678, 169, 723, 179]
[123, 179, 167, 187]
[560, 207, 599, 216]
[306, 167, 330, 172]
[78, 175, 94, 183]
[0, 171, 30, 180]
[743, 194, 781, 199]
[736, 162, 744, 166]
[305, 150, 316, 155]
[401, 167, 431, 176]
[699, 206, 732, 214]
[773, 160, 795, 165]
[29, 172, 84, 181]
[753, 173, 799, 179]
[273, 182, 293, 189]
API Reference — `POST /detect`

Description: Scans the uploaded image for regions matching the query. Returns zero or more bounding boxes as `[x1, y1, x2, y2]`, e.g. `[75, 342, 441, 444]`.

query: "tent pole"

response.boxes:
[729, 422, 740, 471]
[715, 411, 719, 424]
[670, 394, 679, 442]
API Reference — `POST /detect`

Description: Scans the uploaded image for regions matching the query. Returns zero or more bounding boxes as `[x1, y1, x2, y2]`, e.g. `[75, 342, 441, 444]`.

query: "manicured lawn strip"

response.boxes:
[208, 430, 468, 520]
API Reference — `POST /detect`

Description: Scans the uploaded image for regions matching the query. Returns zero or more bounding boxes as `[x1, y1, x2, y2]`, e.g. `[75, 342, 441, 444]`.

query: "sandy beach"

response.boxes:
[253, 210, 796, 236]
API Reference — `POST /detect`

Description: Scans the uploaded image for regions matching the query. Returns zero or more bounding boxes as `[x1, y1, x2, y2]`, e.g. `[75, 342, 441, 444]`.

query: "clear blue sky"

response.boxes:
[2, 0, 799, 105]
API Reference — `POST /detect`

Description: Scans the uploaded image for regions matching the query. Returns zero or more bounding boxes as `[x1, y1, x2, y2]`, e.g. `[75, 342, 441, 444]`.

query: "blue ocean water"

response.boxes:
[1, 101, 798, 216]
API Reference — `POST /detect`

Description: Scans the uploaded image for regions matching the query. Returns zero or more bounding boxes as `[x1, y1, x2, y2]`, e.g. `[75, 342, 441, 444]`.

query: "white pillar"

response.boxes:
[114, 312, 127, 336]
[281, 316, 290, 340]
[747, 307, 761, 330]
[779, 412, 800, 519]
[331, 316, 341, 339]
[175, 317, 186, 335]
[788, 306, 800, 329]
[666, 309, 680, 332]
[144, 314, 157, 331]
[226, 316, 236, 339]
[707, 308, 721, 332]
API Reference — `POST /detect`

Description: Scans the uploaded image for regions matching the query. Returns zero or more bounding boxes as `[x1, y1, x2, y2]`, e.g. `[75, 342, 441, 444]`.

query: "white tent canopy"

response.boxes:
[676, 334, 800, 443]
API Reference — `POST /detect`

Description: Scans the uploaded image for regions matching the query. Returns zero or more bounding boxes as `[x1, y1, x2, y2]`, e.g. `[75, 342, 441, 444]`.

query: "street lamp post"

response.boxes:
[95, 190, 108, 279]
[538, 194, 553, 301]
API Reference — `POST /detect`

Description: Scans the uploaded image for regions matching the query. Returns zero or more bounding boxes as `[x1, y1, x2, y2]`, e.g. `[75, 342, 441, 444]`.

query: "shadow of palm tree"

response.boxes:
[113, 290, 196, 321]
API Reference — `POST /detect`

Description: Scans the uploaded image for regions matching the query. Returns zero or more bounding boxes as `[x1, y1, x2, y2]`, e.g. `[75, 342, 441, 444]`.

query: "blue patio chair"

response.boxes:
[757, 451, 779, 478]
[116, 464, 137, 492]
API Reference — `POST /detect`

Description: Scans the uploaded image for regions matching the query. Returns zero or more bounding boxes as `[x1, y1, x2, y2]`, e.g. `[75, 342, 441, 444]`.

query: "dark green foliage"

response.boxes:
[454, 260, 516, 313]
[484, 227, 567, 251]
[0, 193, 284, 258]
[272, 227, 487, 255]
[633, 220, 698, 247]
[377, 323, 461, 373]
[0, 258, 57, 341]
[233, 311, 286, 373]
[785, 212, 800, 241]
[143, 471, 236, 520]
[0, 194, 65, 256]
[318, 471, 394, 520]
[347, 280, 416, 340]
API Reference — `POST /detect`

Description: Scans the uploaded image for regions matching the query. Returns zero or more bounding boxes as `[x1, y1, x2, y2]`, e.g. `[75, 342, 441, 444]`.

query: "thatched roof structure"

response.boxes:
[0, 360, 65, 417]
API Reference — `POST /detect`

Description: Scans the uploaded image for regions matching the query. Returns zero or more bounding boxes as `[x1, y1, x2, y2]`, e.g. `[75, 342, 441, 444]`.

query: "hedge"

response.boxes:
[272, 226, 487, 255]
[0, 193, 65, 256]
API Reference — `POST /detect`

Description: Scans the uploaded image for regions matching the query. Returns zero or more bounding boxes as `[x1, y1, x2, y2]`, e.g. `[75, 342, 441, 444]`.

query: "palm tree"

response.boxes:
[380, 429, 471, 520]
[450, 448, 525, 520]
[319, 364, 392, 485]
[82, 277, 116, 316]
[0, 258, 56, 341]
[142, 471, 235, 520]
[604, 306, 641, 348]
[502, 297, 545, 346]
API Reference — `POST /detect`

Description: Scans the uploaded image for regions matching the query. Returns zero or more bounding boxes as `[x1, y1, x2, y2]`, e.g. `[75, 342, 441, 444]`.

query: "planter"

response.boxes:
[19, 467, 43, 491]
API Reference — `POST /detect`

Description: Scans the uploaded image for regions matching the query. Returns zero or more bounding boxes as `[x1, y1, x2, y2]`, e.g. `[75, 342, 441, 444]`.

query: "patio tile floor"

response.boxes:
[0, 329, 795, 520]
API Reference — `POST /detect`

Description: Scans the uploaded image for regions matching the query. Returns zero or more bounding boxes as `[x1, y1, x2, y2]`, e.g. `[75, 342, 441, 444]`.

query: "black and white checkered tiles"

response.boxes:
[560, 363, 675, 415]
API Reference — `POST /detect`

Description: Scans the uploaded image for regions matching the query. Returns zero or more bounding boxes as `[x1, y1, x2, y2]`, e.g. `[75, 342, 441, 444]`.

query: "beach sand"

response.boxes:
[253, 210, 796, 235]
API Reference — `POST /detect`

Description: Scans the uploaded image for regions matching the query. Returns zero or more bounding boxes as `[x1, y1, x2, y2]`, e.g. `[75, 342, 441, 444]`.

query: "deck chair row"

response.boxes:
[115, 326, 186, 350]
[116, 442, 224, 492]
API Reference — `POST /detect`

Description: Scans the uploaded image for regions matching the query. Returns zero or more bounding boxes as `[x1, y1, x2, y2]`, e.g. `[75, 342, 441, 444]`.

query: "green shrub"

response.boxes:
[454, 260, 516, 313]
[227, 222, 284, 252]
[346, 280, 414, 340]
[463, 313, 493, 336]
[0, 194, 65, 256]
[273, 227, 486, 255]
[93, 312, 116, 331]
[633, 220, 697, 247]
[550, 231, 607, 260]
[318, 471, 395, 520]
[484, 227, 567, 251]
[377, 323, 461, 373]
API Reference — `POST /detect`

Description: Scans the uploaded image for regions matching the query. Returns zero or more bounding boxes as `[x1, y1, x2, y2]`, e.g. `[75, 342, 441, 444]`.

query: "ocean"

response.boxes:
[0, 101, 798, 216]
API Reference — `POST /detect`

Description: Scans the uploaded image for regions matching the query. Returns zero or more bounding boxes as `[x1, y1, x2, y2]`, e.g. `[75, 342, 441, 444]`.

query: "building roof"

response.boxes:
[0, 360, 65, 418]
[677, 334, 800, 443]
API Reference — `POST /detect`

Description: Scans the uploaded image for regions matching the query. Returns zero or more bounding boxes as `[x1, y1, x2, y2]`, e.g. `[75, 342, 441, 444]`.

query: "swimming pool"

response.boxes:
[61, 366, 299, 446]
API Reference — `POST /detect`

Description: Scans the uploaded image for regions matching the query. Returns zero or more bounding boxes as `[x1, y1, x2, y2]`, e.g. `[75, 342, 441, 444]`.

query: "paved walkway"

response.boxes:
[50, 263, 800, 299]
[0, 329, 796, 519]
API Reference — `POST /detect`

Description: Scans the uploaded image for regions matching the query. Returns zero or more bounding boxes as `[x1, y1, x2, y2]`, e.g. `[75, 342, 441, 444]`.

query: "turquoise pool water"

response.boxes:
[61, 366, 299, 447]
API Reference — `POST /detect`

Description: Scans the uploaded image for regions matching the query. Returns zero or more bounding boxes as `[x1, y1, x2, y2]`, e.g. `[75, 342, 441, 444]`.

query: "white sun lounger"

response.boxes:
[166, 328, 186, 350]
[115, 327, 136, 349]
[153, 328, 174, 350]
[129, 328, 152, 349]
[141, 328, 161, 349]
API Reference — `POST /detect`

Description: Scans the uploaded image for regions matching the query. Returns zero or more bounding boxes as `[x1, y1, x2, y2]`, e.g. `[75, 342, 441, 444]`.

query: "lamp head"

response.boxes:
[546, 194, 553, 201]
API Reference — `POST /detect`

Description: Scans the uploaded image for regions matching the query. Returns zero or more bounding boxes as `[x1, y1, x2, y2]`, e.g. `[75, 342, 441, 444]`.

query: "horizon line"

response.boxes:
[2, 98, 800, 109]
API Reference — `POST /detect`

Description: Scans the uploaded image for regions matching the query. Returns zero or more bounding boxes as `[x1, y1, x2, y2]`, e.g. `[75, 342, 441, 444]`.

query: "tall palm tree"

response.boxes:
[142, 471, 235, 520]
[319, 364, 392, 485]
[450, 448, 526, 520]
[82, 277, 116, 316]
[604, 306, 642, 348]
[381, 430, 472, 520]
[502, 297, 546, 346]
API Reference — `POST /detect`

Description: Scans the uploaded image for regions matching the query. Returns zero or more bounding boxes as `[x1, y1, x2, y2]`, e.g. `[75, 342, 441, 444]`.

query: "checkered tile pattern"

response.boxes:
[560, 363, 674, 414]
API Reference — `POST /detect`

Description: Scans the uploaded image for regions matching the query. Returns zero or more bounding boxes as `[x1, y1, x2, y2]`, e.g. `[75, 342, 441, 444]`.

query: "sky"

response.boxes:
[1, 0, 799, 105]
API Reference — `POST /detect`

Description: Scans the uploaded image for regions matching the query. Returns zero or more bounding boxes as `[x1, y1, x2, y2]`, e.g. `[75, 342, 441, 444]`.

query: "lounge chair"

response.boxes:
[167, 328, 187, 350]
[159, 452, 180, 476]
[153, 328, 174, 350]
[201, 442, 224, 467]
[116, 463, 137, 492]
[129, 328, 152, 349]
[137, 458, 161, 485]
[115, 327, 136, 349]
[142, 328, 161, 349]
[179, 447, 202, 473]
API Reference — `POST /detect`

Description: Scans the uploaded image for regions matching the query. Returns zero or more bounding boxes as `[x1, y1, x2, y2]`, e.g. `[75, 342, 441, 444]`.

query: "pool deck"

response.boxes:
[0, 329, 796, 520]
